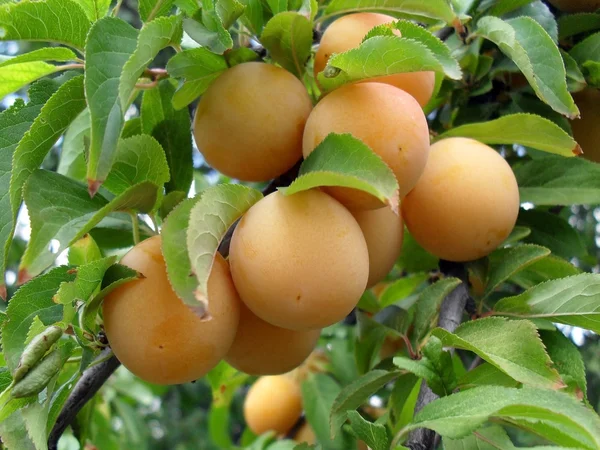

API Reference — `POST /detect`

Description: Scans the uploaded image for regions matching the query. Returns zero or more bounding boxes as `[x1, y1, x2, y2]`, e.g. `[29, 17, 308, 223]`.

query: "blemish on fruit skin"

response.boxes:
[295, 294, 302, 302]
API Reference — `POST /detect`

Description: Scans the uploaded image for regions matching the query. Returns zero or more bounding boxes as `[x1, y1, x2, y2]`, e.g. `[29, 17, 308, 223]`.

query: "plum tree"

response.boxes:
[193, 62, 312, 181]
[401, 137, 519, 262]
[243, 375, 303, 435]
[303, 82, 430, 207]
[225, 302, 321, 375]
[314, 12, 435, 107]
[571, 89, 600, 163]
[352, 206, 404, 287]
[547, 0, 600, 12]
[294, 422, 316, 445]
[103, 236, 240, 385]
[229, 189, 369, 330]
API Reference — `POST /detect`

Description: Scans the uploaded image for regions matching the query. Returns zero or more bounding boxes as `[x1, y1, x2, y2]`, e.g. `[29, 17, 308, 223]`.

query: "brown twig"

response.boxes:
[47, 348, 120, 450]
[405, 261, 469, 450]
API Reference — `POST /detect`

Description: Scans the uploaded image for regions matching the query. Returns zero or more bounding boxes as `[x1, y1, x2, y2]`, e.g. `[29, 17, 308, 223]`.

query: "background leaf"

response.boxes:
[540, 330, 587, 399]
[323, 0, 459, 24]
[139, 0, 175, 21]
[346, 410, 389, 450]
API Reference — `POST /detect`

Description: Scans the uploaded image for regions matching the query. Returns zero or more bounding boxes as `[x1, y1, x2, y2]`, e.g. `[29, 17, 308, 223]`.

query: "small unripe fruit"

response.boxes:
[244, 375, 303, 435]
[352, 206, 404, 288]
[315, 13, 435, 107]
[303, 82, 430, 208]
[294, 422, 316, 445]
[230, 190, 369, 330]
[193, 62, 312, 181]
[547, 0, 600, 12]
[103, 236, 240, 385]
[225, 302, 321, 375]
[402, 138, 519, 262]
[571, 89, 600, 163]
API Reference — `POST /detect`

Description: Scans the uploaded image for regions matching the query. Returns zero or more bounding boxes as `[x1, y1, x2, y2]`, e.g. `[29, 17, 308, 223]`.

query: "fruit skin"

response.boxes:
[571, 89, 600, 163]
[103, 236, 240, 385]
[193, 62, 312, 182]
[244, 375, 303, 435]
[547, 0, 600, 12]
[225, 302, 321, 375]
[230, 190, 369, 330]
[352, 206, 404, 288]
[294, 422, 317, 445]
[303, 82, 430, 207]
[315, 12, 435, 107]
[401, 137, 519, 262]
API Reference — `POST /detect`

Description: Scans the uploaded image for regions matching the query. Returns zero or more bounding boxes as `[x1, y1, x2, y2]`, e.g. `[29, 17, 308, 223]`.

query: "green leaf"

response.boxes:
[225, 47, 260, 66]
[68, 234, 102, 266]
[514, 155, 600, 205]
[484, 244, 551, 298]
[302, 374, 348, 450]
[0, 0, 91, 50]
[540, 330, 587, 400]
[54, 256, 116, 307]
[2, 266, 72, 372]
[186, 184, 262, 313]
[389, 373, 419, 429]
[139, 0, 175, 21]
[261, 12, 312, 78]
[9, 75, 86, 259]
[280, 134, 399, 212]
[494, 273, 600, 334]
[394, 337, 457, 396]
[570, 32, 600, 67]
[0, 47, 78, 67]
[161, 196, 200, 309]
[183, 2, 233, 55]
[85, 17, 139, 194]
[400, 386, 600, 449]
[0, 80, 60, 298]
[103, 135, 170, 200]
[122, 117, 143, 138]
[558, 13, 600, 40]
[505, 1, 557, 43]
[77, 0, 112, 21]
[488, 0, 535, 16]
[20, 170, 159, 279]
[166, 47, 228, 109]
[433, 317, 564, 389]
[436, 113, 581, 156]
[119, 15, 182, 110]
[330, 369, 400, 437]
[57, 108, 90, 181]
[443, 425, 517, 450]
[476, 16, 579, 118]
[561, 49, 587, 93]
[411, 278, 463, 349]
[322, 0, 459, 24]
[457, 362, 520, 389]
[510, 255, 581, 289]
[239, 0, 264, 34]
[217, 0, 246, 28]
[397, 229, 439, 273]
[517, 210, 586, 259]
[346, 411, 389, 450]
[141, 80, 193, 193]
[379, 273, 429, 308]
[317, 35, 459, 93]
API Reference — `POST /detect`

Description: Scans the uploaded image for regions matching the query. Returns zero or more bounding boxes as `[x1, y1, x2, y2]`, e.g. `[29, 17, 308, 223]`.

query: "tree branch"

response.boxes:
[405, 261, 469, 450]
[48, 348, 120, 450]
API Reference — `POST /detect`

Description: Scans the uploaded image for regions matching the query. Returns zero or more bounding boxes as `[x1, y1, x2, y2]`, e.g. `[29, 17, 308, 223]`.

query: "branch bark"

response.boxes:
[405, 261, 469, 450]
[48, 348, 120, 450]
